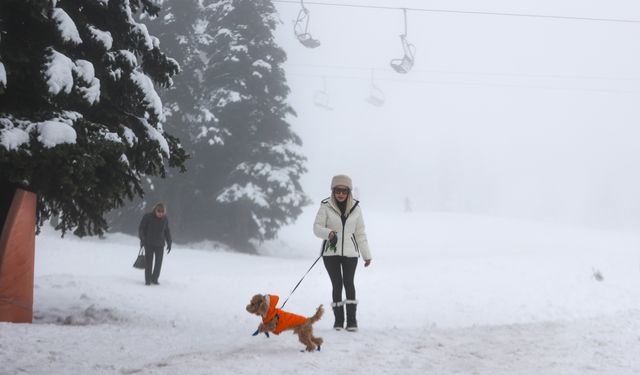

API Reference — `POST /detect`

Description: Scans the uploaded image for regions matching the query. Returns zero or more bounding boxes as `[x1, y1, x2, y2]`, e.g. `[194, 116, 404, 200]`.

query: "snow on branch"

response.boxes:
[231, 45, 248, 54]
[140, 118, 170, 158]
[207, 1, 235, 18]
[44, 48, 75, 95]
[43, 49, 101, 105]
[130, 71, 164, 122]
[120, 126, 138, 146]
[215, 90, 242, 107]
[36, 120, 77, 148]
[215, 28, 235, 40]
[74, 60, 101, 104]
[88, 25, 113, 50]
[217, 182, 269, 208]
[0, 113, 80, 150]
[52, 8, 83, 45]
[99, 128, 123, 143]
[133, 23, 155, 50]
[112, 50, 138, 68]
[0, 118, 29, 150]
[252, 59, 272, 72]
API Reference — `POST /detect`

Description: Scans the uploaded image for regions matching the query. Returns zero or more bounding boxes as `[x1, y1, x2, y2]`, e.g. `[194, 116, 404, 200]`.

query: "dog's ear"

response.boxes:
[247, 294, 265, 314]
[256, 295, 268, 315]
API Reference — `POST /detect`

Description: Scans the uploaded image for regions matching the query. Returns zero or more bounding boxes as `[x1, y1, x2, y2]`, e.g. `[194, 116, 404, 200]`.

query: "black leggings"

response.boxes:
[323, 256, 358, 303]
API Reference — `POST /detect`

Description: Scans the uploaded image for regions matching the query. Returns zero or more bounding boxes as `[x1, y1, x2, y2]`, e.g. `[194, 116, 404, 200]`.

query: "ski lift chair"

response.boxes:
[390, 9, 415, 74]
[365, 89, 385, 107]
[390, 34, 416, 74]
[294, 4, 321, 48]
[314, 77, 332, 110]
[365, 71, 385, 107]
[314, 90, 332, 110]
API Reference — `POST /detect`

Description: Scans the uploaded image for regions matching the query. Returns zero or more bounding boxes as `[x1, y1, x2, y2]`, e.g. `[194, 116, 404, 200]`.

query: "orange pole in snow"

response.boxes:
[0, 189, 37, 323]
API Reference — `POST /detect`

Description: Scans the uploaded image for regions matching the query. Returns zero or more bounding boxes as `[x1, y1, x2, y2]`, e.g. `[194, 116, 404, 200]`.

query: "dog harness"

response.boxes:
[263, 294, 307, 334]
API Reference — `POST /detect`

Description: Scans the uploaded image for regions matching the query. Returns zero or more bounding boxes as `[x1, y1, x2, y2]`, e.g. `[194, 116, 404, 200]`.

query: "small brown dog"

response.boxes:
[246, 294, 324, 352]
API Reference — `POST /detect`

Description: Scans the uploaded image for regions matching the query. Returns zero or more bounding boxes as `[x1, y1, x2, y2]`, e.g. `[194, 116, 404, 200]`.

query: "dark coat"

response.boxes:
[139, 212, 172, 248]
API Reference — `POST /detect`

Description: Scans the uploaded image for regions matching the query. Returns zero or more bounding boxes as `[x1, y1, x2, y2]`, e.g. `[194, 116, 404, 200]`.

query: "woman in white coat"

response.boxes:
[313, 174, 372, 331]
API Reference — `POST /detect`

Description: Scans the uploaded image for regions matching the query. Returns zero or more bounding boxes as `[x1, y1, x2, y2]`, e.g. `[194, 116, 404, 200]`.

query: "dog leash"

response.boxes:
[279, 253, 323, 309]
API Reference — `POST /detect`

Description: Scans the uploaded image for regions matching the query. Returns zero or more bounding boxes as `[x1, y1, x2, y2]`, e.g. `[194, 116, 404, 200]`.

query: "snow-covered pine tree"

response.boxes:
[108, 0, 229, 239]
[112, 0, 308, 252]
[207, 0, 309, 250]
[0, 0, 187, 237]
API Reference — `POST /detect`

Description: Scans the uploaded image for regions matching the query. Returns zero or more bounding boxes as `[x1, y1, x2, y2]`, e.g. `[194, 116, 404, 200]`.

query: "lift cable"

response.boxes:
[273, 0, 640, 24]
[283, 63, 640, 83]
[284, 71, 640, 95]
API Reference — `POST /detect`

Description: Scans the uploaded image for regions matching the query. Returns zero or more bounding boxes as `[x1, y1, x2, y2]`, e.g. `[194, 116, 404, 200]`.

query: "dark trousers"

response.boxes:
[144, 246, 164, 283]
[323, 256, 358, 303]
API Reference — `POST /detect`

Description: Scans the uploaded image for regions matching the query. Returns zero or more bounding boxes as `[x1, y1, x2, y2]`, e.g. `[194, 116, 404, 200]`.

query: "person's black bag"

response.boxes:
[133, 247, 145, 269]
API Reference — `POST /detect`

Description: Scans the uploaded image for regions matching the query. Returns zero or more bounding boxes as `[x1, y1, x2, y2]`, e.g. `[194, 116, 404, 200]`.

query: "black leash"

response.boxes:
[279, 253, 323, 309]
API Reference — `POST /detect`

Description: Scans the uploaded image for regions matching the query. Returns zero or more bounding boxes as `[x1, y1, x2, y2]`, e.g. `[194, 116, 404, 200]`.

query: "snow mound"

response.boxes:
[35, 304, 126, 326]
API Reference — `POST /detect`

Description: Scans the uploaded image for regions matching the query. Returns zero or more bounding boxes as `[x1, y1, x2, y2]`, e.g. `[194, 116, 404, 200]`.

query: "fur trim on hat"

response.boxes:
[331, 174, 352, 190]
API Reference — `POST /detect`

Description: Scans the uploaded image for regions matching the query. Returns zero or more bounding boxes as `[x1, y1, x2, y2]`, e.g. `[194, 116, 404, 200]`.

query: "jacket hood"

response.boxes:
[263, 294, 279, 322]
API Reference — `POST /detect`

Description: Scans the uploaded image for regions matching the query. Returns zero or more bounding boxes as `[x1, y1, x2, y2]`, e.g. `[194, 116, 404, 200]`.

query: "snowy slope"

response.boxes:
[1, 209, 640, 374]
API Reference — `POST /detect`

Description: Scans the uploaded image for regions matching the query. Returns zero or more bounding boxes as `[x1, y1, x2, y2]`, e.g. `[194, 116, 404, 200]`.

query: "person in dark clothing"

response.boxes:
[138, 203, 172, 285]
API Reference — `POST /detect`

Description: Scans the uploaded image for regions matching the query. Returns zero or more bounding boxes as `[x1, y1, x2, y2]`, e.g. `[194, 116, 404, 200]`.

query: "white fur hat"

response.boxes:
[331, 174, 352, 190]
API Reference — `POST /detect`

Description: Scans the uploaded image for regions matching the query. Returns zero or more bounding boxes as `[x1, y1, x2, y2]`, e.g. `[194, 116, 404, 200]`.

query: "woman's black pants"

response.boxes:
[323, 256, 358, 302]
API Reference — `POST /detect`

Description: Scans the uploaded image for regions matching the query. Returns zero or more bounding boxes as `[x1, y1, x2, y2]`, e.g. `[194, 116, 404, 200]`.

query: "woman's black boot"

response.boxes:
[345, 300, 358, 332]
[331, 301, 344, 330]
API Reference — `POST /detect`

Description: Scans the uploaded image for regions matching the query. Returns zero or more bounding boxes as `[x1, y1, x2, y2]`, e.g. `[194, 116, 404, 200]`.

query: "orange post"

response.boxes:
[0, 189, 37, 323]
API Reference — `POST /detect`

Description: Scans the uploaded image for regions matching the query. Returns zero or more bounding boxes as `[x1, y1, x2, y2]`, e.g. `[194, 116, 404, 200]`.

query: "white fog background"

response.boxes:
[272, 0, 640, 230]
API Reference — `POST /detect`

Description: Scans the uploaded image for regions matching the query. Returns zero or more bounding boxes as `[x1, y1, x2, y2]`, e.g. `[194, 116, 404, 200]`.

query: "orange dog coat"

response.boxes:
[263, 294, 307, 335]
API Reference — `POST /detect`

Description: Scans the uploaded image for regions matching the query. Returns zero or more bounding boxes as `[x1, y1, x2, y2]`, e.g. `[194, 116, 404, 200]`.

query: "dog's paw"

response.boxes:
[300, 347, 320, 353]
[251, 329, 270, 338]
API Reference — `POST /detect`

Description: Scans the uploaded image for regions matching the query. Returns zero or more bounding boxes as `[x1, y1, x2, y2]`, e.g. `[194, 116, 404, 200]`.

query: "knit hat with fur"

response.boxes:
[331, 174, 352, 190]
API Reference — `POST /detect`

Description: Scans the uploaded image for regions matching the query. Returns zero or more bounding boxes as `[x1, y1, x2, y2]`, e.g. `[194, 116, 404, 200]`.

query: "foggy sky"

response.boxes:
[271, 0, 640, 229]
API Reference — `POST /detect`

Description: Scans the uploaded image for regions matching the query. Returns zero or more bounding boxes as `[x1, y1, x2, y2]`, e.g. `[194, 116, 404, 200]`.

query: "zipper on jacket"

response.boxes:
[341, 215, 346, 256]
[326, 200, 360, 257]
[351, 234, 359, 254]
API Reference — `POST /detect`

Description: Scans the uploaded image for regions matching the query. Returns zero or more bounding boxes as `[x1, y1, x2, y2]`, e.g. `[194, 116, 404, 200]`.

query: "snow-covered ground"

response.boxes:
[1, 208, 640, 374]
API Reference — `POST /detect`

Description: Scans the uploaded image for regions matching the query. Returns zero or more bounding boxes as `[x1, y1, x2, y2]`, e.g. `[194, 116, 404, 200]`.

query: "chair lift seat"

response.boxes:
[365, 82, 385, 107]
[390, 57, 414, 74]
[314, 90, 332, 110]
[365, 94, 385, 107]
[294, 6, 320, 49]
[390, 33, 416, 74]
[297, 34, 321, 48]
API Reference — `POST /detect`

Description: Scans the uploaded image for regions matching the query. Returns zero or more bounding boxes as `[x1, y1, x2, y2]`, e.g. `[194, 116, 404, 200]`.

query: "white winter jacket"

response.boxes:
[313, 196, 372, 260]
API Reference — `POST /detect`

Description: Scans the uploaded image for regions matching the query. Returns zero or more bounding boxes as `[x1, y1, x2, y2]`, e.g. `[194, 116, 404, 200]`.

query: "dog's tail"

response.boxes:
[307, 304, 324, 324]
